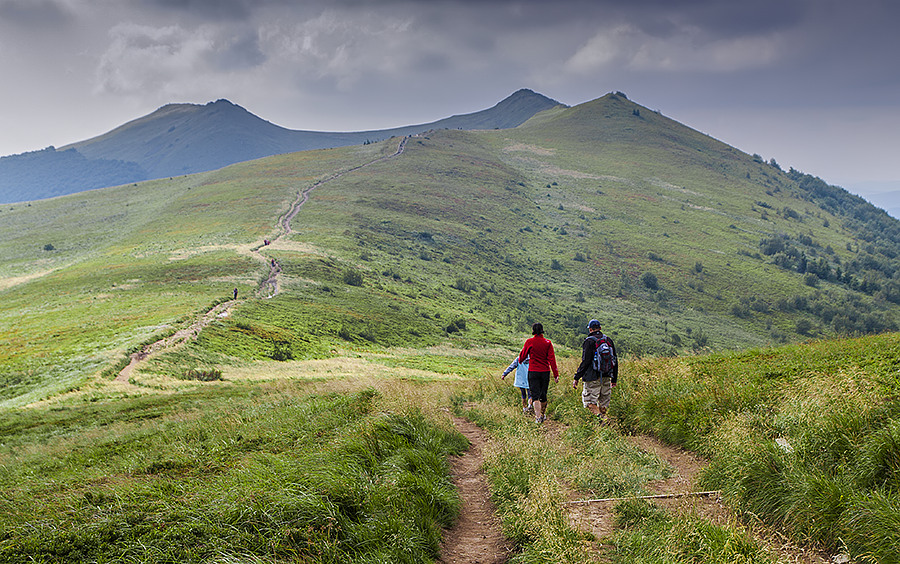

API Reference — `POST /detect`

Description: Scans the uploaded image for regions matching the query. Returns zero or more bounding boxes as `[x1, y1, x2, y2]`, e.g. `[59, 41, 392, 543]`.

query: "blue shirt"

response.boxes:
[502, 356, 530, 389]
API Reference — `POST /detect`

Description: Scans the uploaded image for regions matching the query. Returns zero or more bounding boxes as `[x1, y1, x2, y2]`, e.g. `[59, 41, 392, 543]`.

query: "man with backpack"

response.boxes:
[573, 319, 618, 424]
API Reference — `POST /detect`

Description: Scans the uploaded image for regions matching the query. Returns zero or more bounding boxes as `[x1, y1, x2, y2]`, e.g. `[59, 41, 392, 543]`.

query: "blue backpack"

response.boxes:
[592, 335, 616, 375]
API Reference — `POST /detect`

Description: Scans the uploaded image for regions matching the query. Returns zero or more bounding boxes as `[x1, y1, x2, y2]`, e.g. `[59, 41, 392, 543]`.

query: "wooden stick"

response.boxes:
[567, 490, 721, 504]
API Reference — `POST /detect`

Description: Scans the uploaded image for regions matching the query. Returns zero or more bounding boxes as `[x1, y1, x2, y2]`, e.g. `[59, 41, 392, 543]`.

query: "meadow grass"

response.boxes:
[611, 499, 775, 564]
[0, 378, 469, 564]
[3, 95, 900, 562]
[5, 97, 900, 407]
[612, 332, 900, 562]
[450, 357, 780, 564]
[0, 143, 400, 406]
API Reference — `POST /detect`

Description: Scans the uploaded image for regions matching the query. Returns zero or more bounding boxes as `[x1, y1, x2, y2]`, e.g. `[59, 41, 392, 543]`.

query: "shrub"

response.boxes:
[180, 368, 223, 381]
[452, 277, 476, 293]
[270, 340, 294, 361]
[343, 269, 364, 287]
[641, 272, 659, 291]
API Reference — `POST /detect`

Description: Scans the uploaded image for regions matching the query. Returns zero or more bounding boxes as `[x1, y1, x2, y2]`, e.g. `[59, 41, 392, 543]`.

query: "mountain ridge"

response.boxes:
[0, 89, 563, 203]
[3, 92, 900, 407]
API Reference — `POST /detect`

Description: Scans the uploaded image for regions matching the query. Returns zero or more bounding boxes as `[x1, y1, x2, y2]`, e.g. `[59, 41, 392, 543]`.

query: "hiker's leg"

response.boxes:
[528, 371, 550, 421]
[582, 380, 602, 415]
[597, 377, 612, 412]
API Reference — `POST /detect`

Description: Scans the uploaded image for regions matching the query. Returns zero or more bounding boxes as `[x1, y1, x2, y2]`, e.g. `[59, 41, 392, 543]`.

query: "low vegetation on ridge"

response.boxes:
[1, 92, 900, 562]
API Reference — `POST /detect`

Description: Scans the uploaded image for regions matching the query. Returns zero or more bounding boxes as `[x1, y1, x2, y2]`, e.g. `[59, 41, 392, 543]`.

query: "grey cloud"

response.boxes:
[0, 0, 73, 25]
[210, 29, 266, 71]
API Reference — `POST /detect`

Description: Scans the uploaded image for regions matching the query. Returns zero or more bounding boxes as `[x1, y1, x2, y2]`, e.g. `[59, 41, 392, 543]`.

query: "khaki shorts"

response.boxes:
[582, 377, 612, 409]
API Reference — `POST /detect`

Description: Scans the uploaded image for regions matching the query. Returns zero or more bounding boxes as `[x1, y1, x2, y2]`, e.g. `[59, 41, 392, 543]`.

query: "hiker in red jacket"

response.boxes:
[518, 322, 559, 424]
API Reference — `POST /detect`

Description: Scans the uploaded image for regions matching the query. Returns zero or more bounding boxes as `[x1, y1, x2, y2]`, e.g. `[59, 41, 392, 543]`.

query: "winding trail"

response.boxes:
[439, 412, 512, 564]
[115, 137, 408, 382]
[255, 136, 408, 298]
[566, 429, 831, 564]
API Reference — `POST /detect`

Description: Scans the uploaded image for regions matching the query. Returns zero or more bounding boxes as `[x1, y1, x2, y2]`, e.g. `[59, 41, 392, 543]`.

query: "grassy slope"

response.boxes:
[199, 93, 897, 374]
[0, 142, 400, 406]
[3, 93, 900, 407]
[2, 94, 899, 562]
[611, 331, 900, 562]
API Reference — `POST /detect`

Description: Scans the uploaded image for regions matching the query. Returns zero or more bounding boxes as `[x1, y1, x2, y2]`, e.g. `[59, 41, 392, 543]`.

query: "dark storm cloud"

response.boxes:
[2, 0, 900, 194]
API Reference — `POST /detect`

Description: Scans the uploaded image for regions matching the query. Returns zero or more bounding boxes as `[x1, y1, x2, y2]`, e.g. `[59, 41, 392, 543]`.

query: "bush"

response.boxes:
[641, 272, 659, 291]
[270, 340, 294, 361]
[343, 269, 364, 287]
[180, 368, 222, 381]
[452, 277, 476, 293]
[446, 319, 467, 333]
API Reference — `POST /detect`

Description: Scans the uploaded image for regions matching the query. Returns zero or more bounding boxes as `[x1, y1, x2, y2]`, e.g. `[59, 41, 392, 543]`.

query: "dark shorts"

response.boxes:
[528, 371, 551, 402]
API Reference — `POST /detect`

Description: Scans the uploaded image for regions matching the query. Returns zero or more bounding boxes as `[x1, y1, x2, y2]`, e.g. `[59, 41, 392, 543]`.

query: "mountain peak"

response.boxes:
[1, 89, 563, 202]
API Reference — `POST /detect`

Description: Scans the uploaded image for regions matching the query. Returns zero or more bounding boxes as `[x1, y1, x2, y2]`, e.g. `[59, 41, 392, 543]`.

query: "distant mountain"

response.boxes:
[0, 89, 562, 204]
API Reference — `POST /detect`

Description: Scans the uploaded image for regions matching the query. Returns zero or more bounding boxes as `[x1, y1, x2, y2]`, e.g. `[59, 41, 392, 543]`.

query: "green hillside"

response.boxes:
[2, 91, 900, 562]
[2, 92, 900, 406]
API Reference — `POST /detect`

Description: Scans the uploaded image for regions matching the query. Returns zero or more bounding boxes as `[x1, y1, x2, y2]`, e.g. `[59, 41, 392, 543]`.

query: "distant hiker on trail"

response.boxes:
[501, 354, 532, 414]
[573, 319, 618, 424]
[519, 323, 559, 424]
[233, 288, 238, 300]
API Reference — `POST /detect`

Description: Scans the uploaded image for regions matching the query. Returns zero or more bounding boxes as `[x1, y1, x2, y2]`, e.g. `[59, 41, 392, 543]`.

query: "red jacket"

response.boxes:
[519, 335, 559, 378]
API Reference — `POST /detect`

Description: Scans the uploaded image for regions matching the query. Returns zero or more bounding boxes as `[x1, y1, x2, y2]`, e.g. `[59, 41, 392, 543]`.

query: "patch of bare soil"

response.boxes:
[114, 138, 411, 383]
[115, 300, 235, 382]
[567, 431, 831, 564]
[439, 414, 512, 564]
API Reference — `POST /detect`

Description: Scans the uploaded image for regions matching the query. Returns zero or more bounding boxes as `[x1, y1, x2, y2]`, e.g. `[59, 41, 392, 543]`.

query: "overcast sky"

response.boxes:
[2, 0, 899, 204]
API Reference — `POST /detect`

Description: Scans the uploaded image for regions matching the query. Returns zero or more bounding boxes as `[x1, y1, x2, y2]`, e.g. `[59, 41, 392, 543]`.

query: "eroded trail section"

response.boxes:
[256, 136, 408, 298]
[116, 137, 408, 380]
[439, 415, 511, 564]
[116, 300, 234, 382]
[568, 433, 830, 564]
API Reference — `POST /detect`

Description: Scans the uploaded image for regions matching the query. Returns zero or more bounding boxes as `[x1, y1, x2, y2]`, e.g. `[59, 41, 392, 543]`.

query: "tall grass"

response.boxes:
[613, 332, 900, 562]
[454, 368, 779, 563]
[611, 499, 774, 563]
[0, 385, 467, 563]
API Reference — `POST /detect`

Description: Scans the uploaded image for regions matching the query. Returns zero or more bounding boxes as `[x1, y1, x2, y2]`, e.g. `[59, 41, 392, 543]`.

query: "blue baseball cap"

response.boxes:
[587, 319, 601, 329]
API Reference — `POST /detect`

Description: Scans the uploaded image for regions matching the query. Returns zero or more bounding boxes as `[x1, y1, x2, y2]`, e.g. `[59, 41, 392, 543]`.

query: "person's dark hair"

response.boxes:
[532, 322, 544, 335]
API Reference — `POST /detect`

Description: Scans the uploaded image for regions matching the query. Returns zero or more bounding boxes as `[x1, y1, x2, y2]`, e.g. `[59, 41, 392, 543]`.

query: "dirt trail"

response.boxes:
[115, 300, 234, 382]
[440, 413, 512, 564]
[115, 137, 408, 381]
[567, 431, 831, 564]
[257, 135, 408, 298]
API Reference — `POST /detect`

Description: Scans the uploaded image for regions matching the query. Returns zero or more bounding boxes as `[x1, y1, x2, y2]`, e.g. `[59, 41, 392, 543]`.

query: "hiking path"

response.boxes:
[115, 137, 408, 382]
